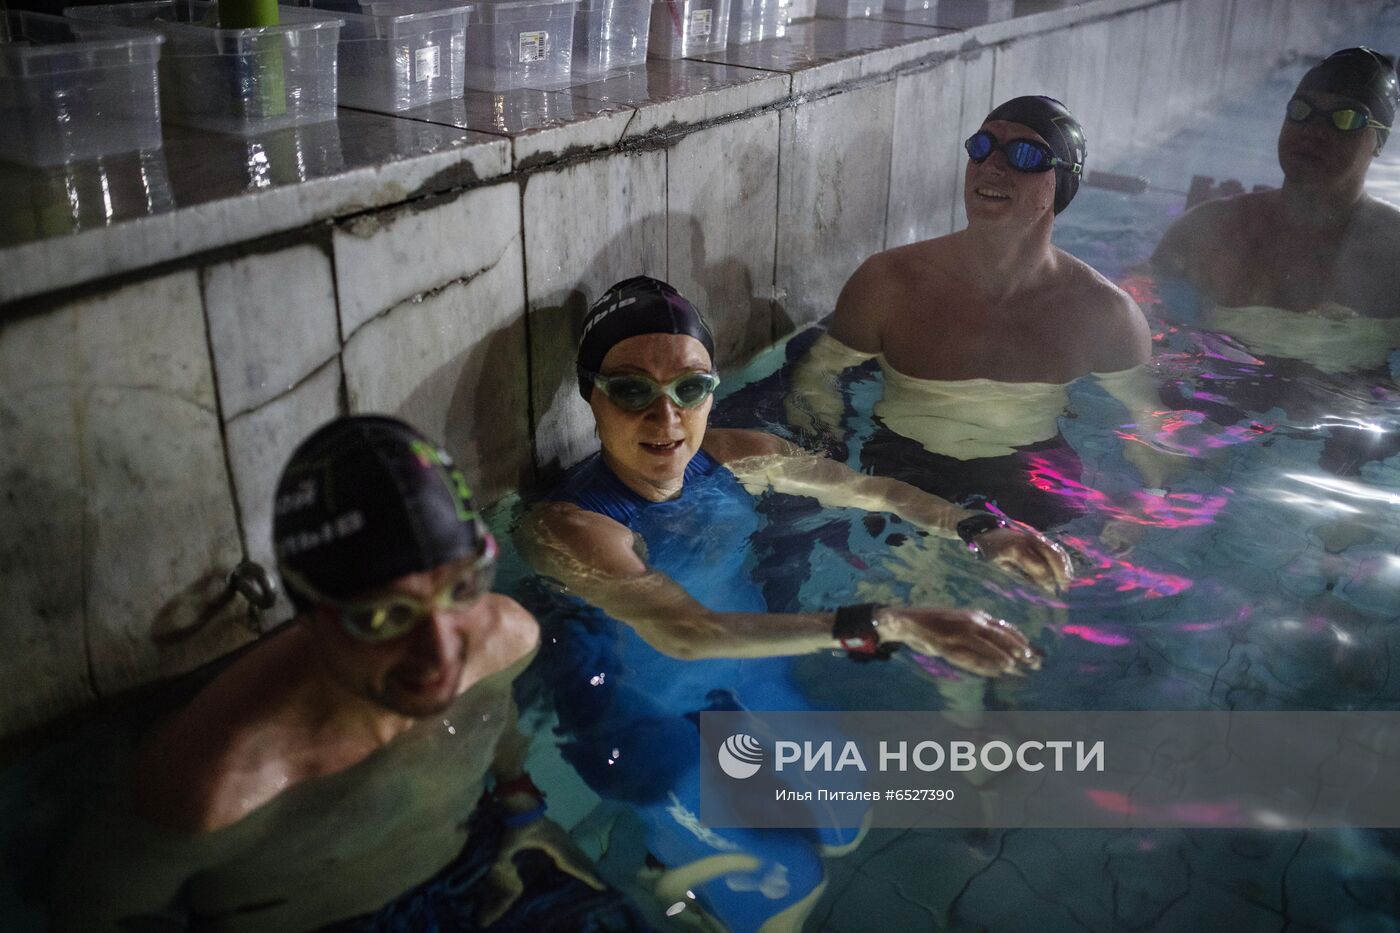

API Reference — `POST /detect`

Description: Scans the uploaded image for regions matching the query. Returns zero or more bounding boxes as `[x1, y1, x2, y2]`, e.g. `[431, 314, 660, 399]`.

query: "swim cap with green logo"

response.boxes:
[1296, 47, 1399, 148]
[983, 95, 1086, 214]
[273, 415, 484, 610]
[576, 276, 717, 401]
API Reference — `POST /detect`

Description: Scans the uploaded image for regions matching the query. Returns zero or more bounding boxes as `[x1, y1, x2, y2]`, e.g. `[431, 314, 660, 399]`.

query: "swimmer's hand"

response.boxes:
[969, 524, 1074, 593]
[881, 608, 1042, 678]
[479, 817, 606, 926]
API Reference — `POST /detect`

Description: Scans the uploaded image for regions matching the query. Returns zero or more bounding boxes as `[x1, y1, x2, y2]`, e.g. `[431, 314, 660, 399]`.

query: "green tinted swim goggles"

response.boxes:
[1286, 97, 1390, 133]
[584, 369, 721, 412]
[285, 536, 498, 643]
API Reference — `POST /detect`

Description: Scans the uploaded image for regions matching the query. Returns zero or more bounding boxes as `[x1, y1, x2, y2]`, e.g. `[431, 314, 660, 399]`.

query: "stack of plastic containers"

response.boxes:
[647, 0, 728, 59]
[1, 11, 164, 166]
[65, 0, 343, 135]
[814, 0, 880, 17]
[572, 0, 650, 80]
[306, 0, 472, 111]
[728, 0, 784, 44]
[462, 0, 576, 91]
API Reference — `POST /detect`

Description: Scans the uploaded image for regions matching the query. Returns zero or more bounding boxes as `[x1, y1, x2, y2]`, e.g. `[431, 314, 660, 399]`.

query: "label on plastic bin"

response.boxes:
[688, 8, 712, 37]
[519, 30, 548, 63]
[415, 45, 441, 82]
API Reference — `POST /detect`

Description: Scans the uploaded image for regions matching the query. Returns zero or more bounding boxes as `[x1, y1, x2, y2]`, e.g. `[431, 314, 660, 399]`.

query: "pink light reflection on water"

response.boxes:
[1024, 452, 1229, 530]
[1062, 624, 1132, 647]
[1059, 534, 1195, 600]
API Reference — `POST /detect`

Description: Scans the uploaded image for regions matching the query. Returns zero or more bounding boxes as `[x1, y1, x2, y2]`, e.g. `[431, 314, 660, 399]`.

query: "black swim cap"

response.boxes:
[273, 415, 483, 610]
[575, 276, 716, 401]
[983, 96, 1086, 213]
[1296, 47, 1399, 148]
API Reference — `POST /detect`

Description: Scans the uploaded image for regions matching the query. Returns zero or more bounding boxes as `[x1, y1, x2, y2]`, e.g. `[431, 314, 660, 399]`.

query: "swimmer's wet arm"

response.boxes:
[718, 438, 972, 539]
[717, 433, 1072, 592]
[520, 502, 860, 660]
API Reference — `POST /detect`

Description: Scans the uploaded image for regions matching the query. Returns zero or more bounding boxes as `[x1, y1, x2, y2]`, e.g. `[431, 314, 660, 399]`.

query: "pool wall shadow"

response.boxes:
[0, 0, 1388, 749]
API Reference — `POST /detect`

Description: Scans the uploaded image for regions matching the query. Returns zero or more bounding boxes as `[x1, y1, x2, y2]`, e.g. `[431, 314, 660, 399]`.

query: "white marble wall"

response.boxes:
[203, 243, 341, 420]
[953, 46, 997, 231]
[341, 183, 530, 503]
[223, 357, 344, 627]
[777, 80, 897, 326]
[522, 151, 668, 480]
[0, 308, 94, 738]
[887, 54, 966, 247]
[667, 111, 781, 366]
[0, 271, 250, 736]
[991, 27, 1073, 110]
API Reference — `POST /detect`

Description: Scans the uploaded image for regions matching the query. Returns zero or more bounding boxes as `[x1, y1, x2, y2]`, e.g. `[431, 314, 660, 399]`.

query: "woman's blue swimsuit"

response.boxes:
[539, 450, 852, 931]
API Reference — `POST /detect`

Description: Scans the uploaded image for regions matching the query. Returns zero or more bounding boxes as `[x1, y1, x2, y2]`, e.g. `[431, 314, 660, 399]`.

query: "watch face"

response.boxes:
[841, 634, 876, 654]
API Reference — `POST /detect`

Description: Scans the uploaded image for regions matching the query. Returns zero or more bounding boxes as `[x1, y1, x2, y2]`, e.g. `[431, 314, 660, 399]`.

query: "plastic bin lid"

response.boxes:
[573, 0, 649, 12]
[65, 0, 344, 38]
[466, 0, 577, 24]
[2, 11, 163, 78]
[312, 0, 474, 24]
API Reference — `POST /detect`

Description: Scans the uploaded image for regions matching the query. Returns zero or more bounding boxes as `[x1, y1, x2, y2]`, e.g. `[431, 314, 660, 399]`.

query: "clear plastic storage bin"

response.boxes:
[306, 0, 471, 111]
[647, 0, 728, 59]
[65, 0, 342, 135]
[728, 0, 784, 44]
[1, 11, 163, 166]
[814, 0, 879, 17]
[881, 0, 1012, 20]
[572, 0, 649, 79]
[462, 0, 576, 91]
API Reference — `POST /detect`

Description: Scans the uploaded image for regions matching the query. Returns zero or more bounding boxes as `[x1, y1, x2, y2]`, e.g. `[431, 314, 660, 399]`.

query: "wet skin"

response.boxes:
[1155, 90, 1400, 318]
[824, 120, 1149, 384]
[590, 333, 715, 502]
[306, 553, 502, 719]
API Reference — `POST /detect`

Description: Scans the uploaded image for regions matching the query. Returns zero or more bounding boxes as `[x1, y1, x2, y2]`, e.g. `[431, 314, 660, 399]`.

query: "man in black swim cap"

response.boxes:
[788, 95, 1154, 523]
[55, 415, 615, 932]
[1155, 47, 1400, 318]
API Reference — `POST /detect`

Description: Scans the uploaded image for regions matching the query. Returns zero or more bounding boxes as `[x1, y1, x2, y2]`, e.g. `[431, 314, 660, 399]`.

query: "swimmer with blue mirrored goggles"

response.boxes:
[964, 130, 1083, 175]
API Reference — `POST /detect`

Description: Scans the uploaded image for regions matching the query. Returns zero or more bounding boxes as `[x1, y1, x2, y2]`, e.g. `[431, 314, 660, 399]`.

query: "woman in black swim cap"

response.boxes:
[527, 275, 1070, 662]
[521, 276, 1069, 932]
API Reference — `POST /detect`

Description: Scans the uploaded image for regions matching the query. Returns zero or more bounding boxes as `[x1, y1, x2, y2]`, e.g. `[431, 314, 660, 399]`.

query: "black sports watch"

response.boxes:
[832, 603, 899, 662]
[955, 512, 1008, 553]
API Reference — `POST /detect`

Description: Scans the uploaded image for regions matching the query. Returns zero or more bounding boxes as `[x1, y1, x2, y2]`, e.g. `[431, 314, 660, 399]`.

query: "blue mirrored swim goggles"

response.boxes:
[584, 369, 721, 412]
[1285, 97, 1390, 133]
[964, 130, 1081, 174]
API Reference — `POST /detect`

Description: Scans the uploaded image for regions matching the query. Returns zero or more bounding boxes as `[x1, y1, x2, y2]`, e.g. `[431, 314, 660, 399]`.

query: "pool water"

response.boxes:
[506, 10, 1400, 932]
[6, 8, 1400, 933]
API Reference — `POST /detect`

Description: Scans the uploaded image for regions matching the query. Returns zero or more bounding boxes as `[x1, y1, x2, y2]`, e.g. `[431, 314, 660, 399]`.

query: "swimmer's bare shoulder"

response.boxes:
[132, 599, 536, 836]
[828, 242, 935, 353]
[523, 500, 647, 579]
[1350, 196, 1400, 315]
[469, 594, 542, 680]
[1055, 248, 1152, 371]
[130, 627, 329, 834]
[1153, 192, 1265, 279]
